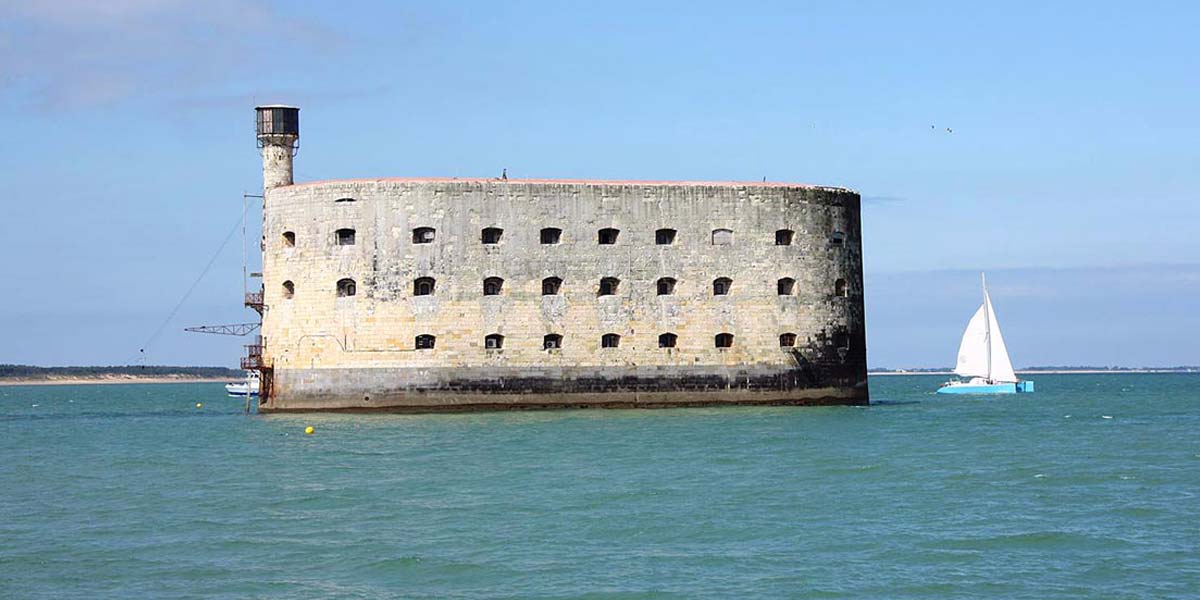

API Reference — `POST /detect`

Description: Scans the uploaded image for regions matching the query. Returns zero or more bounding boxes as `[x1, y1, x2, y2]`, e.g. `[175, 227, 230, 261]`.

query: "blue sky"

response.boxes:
[1, 1, 1196, 368]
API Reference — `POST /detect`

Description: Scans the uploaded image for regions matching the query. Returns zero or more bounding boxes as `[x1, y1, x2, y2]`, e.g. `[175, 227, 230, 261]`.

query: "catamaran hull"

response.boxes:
[937, 381, 1034, 394]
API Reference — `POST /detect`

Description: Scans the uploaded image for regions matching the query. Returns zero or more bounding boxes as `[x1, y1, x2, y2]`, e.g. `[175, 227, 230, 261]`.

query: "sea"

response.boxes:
[1, 374, 1197, 599]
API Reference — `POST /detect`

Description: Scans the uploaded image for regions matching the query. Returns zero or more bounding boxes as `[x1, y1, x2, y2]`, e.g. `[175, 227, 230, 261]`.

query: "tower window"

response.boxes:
[336, 278, 356, 297]
[282, 280, 294, 299]
[415, 334, 436, 350]
[779, 333, 797, 347]
[540, 228, 562, 244]
[599, 277, 620, 296]
[713, 277, 731, 296]
[413, 227, 435, 244]
[656, 277, 676, 296]
[483, 277, 504, 296]
[835, 278, 848, 297]
[775, 229, 794, 245]
[542, 277, 562, 295]
[601, 333, 621, 348]
[712, 228, 733, 245]
[543, 334, 562, 350]
[658, 333, 677, 348]
[832, 231, 846, 245]
[482, 227, 503, 244]
[282, 231, 295, 247]
[414, 277, 436, 296]
[834, 331, 851, 349]
[655, 228, 676, 245]
[715, 333, 734, 348]
[335, 228, 356, 246]
[485, 334, 504, 350]
[598, 228, 620, 245]
[777, 277, 796, 295]
[334, 197, 356, 203]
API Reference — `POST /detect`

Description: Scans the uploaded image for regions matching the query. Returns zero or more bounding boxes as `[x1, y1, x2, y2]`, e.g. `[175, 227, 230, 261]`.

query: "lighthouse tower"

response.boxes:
[255, 105, 299, 190]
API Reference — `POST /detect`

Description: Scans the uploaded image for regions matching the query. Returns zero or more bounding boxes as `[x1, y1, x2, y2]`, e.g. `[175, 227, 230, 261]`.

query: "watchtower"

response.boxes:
[255, 105, 299, 190]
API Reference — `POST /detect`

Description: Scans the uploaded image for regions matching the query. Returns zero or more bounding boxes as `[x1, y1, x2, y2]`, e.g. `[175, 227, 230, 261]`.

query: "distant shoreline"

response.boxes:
[0, 376, 233, 387]
[870, 369, 1196, 376]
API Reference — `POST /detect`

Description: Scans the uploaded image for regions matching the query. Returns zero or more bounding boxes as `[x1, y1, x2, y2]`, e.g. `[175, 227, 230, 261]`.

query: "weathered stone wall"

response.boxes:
[259, 178, 866, 411]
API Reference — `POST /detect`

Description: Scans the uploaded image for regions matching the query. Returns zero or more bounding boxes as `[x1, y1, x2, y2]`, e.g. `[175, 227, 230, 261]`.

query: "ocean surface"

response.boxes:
[1, 374, 1197, 599]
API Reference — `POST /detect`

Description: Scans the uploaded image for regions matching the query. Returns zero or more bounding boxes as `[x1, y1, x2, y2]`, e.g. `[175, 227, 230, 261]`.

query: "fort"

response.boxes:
[249, 105, 868, 412]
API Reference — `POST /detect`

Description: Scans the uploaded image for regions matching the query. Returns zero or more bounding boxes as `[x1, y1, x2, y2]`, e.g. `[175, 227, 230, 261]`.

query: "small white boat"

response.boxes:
[937, 274, 1034, 394]
[225, 371, 260, 396]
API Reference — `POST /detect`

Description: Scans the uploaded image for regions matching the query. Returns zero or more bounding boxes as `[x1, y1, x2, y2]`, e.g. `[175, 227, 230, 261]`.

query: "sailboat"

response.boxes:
[937, 274, 1034, 394]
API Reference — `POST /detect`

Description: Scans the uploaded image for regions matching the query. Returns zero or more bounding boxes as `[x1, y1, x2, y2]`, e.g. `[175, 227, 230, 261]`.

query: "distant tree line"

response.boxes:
[0, 365, 242, 379]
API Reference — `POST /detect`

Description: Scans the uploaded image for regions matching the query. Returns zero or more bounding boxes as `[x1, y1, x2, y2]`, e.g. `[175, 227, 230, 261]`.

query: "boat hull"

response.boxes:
[937, 381, 1034, 394]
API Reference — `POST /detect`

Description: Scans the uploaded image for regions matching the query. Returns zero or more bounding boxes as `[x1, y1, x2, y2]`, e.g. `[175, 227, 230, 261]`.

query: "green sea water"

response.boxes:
[1, 374, 1197, 599]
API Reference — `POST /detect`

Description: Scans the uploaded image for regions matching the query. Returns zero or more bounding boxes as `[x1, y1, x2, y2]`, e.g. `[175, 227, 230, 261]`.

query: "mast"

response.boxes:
[982, 272, 991, 381]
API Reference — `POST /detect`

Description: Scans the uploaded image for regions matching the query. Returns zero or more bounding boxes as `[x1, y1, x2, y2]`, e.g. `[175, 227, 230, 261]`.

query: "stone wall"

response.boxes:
[259, 178, 866, 411]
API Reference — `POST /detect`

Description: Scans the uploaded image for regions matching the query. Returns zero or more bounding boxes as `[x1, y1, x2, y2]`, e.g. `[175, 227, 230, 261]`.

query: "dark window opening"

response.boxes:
[540, 228, 562, 244]
[832, 231, 846, 245]
[542, 277, 562, 295]
[712, 228, 733, 245]
[482, 227, 503, 244]
[601, 333, 621, 348]
[779, 333, 797, 347]
[336, 278, 356, 298]
[833, 332, 851, 349]
[282, 280, 294, 299]
[835, 278, 848, 297]
[414, 277, 436, 296]
[282, 231, 295, 247]
[415, 334, 436, 350]
[777, 277, 796, 295]
[483, 277, 504, 296]
[334, 197, 356, 203]
[413, 227, 435, 244]
[657, 277, 676, 296]
[543, 334, 562, 350]
[335, 228, 355, 246]
[658, 333, 677, 348]
[599, 277, 620, 296]
[655, 228, 676, 245]
[715, 333, 734, 348]
[713, 277, 732, 296]
[775, 229, 794, 245]
[485, 334, 504, 350]
[598, 228, 620, 245]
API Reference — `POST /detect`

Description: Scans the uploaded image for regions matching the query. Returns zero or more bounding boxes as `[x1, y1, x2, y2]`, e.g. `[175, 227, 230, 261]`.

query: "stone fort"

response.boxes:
[249, 105, 867, 412]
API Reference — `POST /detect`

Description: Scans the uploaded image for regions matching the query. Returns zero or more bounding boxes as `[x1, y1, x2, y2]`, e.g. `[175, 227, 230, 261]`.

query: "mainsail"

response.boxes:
[953, 275, 1018, 383]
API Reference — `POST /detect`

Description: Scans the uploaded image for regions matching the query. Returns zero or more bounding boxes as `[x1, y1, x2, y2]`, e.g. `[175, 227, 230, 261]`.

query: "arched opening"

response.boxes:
[832, 231, 845, 245]
[715, 333, 734, 348]
[777, 277, 796, 295]
[711, 228, 733, 245]
[482, 227, 503, 244]
[599, 277, 620, 296]
[601, 333, 621, 348]
[415, 334, 436, 350]
[336, 278, 356, 297]
[543, 334, 562, 350]
[656, 277, 676, 296]
[655, 228, 676, 245]
[413, 227, 435, 244]
[414, 277, 436, 296]
[485, 333, 504, 350]
[282, 231, 295, 247]
[598, 228, 620, 245]
[540, 228, 562, 245]
[282, 280, 294, 299]
[335, 228, 355, 246]
[713, 277, 731, 296]
[779, 333, 797, 347]
[542, 277, 562, 296]
[658, 333, 677, 348]
[775, 229, 794, 245]
[483, 277, 504, 296]
[835, 278, 848, 297]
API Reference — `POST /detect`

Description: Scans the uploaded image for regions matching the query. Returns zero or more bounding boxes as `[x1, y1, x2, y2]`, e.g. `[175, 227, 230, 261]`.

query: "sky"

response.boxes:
[0, 0, 1196, 368]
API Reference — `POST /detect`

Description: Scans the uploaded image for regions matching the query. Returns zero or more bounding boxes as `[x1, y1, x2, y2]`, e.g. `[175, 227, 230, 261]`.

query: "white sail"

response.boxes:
[983, 289, 1017, 382]
[954, 304, 990, 378]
